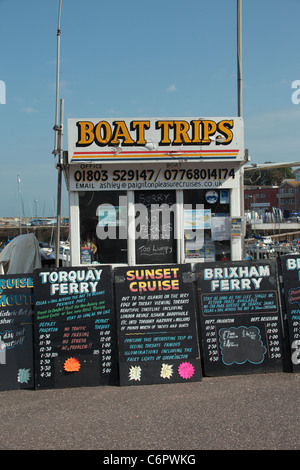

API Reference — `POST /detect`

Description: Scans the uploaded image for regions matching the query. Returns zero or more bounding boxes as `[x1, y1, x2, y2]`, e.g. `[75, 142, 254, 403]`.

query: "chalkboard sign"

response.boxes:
[114, 264, 202, 386]
[33, 266, 118, 389]
[134, 191, 177, 264]
[280, 255, 300, 372]
[0, 275, 34, 390]
[196, 260, 284, 376]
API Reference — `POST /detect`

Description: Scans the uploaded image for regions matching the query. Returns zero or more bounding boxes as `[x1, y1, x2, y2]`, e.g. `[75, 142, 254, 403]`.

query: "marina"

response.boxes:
[0, 217, 69, 267]
[2, 216, 300, 266]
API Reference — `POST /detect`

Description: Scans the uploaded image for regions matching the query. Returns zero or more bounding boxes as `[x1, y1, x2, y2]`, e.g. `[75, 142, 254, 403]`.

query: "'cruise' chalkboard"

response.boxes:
[280, 255, 300, 372]
[33, 266, 118, 389]
[0, 275, 34, 390]
[196, 260, 284, 376]
[134, 191, 177, 265]
[114, 264, 202, 386]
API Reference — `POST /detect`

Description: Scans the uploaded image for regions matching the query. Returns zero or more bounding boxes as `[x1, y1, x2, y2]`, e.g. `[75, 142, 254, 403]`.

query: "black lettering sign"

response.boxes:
[33, 266, 118, 389]
[0, 275, 34, 390]
[114, 264, 202, 385]
[280, 255, 300, 372]
[196, 260, 284, 376]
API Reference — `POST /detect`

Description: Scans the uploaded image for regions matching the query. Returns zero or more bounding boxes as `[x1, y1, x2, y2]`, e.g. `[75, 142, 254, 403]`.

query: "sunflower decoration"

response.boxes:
[63, 357, 81, 372]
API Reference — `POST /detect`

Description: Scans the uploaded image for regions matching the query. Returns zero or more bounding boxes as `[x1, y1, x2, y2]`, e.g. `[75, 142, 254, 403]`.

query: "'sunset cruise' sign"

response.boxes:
[67, 117, 244, 163]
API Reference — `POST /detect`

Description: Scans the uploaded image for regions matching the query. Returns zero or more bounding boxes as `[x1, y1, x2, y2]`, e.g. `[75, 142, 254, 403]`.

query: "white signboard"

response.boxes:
[69, 162, 240, 191]
[67, 116, 244, 163]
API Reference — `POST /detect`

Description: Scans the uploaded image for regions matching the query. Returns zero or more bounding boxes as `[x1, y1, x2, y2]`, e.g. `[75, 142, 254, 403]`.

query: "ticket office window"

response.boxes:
[183, 189, 231, 262]
[79, 191, 127, 264]
[78, 188, 230, 265]
[78, 189, 178, 266]
[134, 190, 177, 265]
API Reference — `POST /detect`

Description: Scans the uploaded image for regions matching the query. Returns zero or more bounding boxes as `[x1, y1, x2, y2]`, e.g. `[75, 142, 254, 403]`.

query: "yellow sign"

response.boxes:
[67, 117, 244, 163]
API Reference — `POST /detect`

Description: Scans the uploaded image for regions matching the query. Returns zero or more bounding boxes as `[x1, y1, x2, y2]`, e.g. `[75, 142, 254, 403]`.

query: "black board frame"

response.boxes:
[280, 254, 300, 372]
[114, 263, 202, 386]
[33, 265, 118, 389]
[0, 274, 34, 390]
[196, 260, 284, 376]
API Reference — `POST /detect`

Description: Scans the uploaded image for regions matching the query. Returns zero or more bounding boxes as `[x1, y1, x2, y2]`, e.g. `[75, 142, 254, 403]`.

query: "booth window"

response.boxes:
[134, 190, 177, 265]
[79, 191, 127, 264]
[183, 189, 231, 261]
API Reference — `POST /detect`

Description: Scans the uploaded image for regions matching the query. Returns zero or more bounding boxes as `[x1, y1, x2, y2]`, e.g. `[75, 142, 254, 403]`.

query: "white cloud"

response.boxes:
[107, 108, 122, 115]
[20, 107, 38, 114]
[167, 84, 177, 93]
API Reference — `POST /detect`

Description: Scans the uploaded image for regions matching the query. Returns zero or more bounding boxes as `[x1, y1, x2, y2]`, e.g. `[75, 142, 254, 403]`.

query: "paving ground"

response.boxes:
[0, 372, 299, 452]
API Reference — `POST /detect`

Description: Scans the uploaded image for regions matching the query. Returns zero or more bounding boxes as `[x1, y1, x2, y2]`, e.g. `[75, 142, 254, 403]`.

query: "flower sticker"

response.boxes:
[64, 357, 81, 372]
[160, 363, 173, 379]
[18, 368, 31, 384]
[178, 362, 195, 379]
[129, 366, 142, 381]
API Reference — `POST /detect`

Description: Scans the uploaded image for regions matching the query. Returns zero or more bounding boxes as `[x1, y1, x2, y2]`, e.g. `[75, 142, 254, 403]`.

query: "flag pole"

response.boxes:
[237, 0, 245, 258]
[53, 0, 63, 268]
[237, 0, 243, 118]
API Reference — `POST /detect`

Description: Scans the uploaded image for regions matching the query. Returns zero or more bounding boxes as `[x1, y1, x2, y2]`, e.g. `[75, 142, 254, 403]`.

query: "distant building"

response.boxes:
[277, 179, 300, 216]
[244, 186, 279, 216]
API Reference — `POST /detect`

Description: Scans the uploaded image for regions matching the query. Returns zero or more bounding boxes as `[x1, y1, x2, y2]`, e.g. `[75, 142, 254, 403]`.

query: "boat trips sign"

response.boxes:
[67, 117, 244, 163]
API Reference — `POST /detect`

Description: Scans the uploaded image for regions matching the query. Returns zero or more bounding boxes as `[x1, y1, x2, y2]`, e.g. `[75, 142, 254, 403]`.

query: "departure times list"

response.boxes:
[196, 260, 284, 376]
[114, 264, 202, 386]
[33, 266, 118, 389]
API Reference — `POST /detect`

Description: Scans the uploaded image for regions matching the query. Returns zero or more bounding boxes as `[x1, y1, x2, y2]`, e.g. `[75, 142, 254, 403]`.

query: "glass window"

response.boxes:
[183, 189, 231, 261]
[134, 190, 177, 265]
[79, 191, 127, 264]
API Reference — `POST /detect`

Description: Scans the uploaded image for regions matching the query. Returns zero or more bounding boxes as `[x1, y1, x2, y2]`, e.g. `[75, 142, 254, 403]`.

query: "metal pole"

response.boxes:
[55, 99, 64, 268]
[54, 0, 63, 268]
[54, 0, 62, 155]
[237, 0, 245, 259]
[237, 0, 242, 117]
[17, 174, 22, 235]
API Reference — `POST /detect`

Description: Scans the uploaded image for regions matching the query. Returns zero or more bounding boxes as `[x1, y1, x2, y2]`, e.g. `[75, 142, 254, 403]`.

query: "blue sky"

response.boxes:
[0, 0, 300, 217]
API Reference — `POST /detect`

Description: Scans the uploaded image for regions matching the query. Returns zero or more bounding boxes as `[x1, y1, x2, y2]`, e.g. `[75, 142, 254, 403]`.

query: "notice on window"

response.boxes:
[231, 217, 243, 237]
[211, 216, 231, 241]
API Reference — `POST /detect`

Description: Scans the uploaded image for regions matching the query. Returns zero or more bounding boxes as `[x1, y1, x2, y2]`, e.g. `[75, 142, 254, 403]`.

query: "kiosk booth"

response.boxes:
[64, 116, 246, 267]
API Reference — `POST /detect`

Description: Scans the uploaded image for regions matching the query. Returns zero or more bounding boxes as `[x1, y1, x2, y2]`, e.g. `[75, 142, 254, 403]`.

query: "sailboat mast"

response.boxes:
[17, 174, 22, 235]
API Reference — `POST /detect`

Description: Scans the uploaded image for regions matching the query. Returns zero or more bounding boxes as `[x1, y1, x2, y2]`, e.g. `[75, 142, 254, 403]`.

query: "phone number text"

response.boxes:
[73, 168, 235, 184]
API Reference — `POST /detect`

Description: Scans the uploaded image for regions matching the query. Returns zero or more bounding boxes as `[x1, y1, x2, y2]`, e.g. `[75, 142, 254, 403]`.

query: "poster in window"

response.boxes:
[211, 215, 231, 241]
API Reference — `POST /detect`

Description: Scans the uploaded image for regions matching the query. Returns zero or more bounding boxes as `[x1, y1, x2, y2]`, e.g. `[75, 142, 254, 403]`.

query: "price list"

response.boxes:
[33, 266, 118, 389]
[196, 260, 284, 376]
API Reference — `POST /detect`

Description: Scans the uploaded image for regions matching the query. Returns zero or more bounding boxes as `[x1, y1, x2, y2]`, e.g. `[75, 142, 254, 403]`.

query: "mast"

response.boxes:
[53, 0, 63, 268]
[17, 174, 22, 234]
